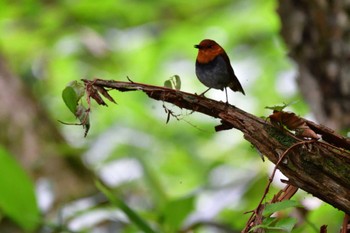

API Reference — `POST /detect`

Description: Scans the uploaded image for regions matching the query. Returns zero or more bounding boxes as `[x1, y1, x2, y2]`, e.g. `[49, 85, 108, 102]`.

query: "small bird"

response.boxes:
[194, 39, 245, 103]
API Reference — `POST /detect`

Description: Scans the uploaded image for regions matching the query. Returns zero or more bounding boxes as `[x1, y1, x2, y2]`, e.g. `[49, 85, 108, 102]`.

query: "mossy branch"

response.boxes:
[82, 78, 350, 216]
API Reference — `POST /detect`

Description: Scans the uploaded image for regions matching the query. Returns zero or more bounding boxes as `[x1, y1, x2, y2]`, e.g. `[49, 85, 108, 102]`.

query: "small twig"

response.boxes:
[341, 214, 349, 233]
[162, 103, 209, 132]
[162, 103, 182, 123]
[271, 184, 299, 203]
[126, 76, 134, 83]
[320, 225, 328, 233]
[57, 120, 83, 126]
[243, 140, 315, 232]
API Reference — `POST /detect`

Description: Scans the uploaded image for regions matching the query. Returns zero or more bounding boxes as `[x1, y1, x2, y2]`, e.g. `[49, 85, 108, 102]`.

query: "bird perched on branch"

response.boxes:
[194, 39, 245, 103]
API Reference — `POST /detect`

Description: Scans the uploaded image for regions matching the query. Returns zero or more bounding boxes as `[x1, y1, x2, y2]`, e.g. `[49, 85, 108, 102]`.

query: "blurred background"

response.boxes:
[0, 0, 348, 232]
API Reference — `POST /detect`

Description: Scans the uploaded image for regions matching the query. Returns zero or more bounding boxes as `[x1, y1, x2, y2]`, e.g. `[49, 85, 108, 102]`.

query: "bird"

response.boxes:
[194, 39, 245, 103]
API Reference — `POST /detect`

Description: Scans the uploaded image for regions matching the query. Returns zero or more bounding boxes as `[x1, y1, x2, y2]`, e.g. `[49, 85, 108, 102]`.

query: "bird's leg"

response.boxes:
[199, 88, 211, 97]
[224, 87, 229, 104]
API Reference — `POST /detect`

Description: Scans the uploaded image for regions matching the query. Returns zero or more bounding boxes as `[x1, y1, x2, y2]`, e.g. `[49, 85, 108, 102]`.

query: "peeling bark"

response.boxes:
[83, 79, 350, 216]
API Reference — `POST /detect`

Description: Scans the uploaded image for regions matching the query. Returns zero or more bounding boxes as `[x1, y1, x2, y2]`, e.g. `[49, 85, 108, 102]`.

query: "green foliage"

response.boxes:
[263, 200, 301, 216]
[265, 101, 299, 112]
[62, 86, 78, 114]
[161, 195, 195, 231]
[250, 217, 297, 233]
[0, 146, 41, 231]
[95, 180, 157, 233]
[164, 80, 173, 89]
[249, 201, 300, 232]
[0, 0, 341, 232]
[164, 75, 181, 90]
[62, 81, 85, 114]
[61, 81, 90, 136]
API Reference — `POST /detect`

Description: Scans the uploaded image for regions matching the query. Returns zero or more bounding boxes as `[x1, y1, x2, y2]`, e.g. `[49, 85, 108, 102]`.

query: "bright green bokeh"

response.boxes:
[0, 1, 340, 232]
[0, 146, 40, 231]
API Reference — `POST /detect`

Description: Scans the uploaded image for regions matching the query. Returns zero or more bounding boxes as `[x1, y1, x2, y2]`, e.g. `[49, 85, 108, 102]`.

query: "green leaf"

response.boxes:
[263, 200, 300, 216]
[162, 195, 195, 230]
[0, 146, 40, 231]
[174, 75, 181, 90]
[265, 101, 299, 112]
[275, 217, 297, 232]
[249, 217, 278, 232]
[164, 80, 173, 89]
[62, 81, 85, 114]
[137, 156, 167, 207]
[62, 86, 78, 114]
[265, 104, 287, 112]
[95, 180, 156, 233]
[68, 80, 85, 100]
[250, 217, 297, 232]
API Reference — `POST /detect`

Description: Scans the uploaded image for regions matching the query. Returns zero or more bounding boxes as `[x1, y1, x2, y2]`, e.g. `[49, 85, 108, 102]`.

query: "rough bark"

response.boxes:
[83, 79, 350, 215]
[277, 0, 350, 131]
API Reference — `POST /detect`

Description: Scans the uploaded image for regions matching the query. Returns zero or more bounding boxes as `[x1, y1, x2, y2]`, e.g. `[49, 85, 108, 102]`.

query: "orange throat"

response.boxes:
[196, 48, 224, 64]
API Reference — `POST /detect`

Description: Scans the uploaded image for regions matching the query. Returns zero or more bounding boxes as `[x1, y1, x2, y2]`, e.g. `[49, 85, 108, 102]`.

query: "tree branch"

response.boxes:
[82, 78, 350, 215]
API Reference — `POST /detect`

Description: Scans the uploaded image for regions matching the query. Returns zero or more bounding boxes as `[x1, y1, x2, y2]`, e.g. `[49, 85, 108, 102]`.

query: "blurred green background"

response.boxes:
[0, 0, 344, 232]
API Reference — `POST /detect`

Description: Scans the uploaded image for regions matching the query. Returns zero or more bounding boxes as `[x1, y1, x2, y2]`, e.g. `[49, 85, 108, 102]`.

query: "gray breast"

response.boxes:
[195, 56, 231, 90]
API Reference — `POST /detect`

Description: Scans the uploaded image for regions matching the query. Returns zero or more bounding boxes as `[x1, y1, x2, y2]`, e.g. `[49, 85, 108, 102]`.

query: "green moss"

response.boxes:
[298, 146, 350, 186]
[265, 125, 296, 147]
[321, 156, 350, 184]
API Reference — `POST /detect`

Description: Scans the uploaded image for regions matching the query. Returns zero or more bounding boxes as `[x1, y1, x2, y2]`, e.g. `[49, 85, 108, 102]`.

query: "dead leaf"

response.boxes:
[95, 86, 116, 104]
[269, 111, 319, 139]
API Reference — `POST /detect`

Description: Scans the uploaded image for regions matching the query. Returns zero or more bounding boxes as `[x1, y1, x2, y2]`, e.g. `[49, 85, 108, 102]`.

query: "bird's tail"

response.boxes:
[229, 80, 245, 95]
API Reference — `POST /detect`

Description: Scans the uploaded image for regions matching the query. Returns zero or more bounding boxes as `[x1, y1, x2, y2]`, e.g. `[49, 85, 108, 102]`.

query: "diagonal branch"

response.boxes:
[82, 78, 350, 215]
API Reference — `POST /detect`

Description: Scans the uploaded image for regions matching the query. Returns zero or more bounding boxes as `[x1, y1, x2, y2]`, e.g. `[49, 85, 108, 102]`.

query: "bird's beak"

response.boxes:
[194, 44, 200, 49]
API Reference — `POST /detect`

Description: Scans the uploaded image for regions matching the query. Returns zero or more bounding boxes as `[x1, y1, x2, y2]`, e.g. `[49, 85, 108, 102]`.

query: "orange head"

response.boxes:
[194, 39, 225, 64]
